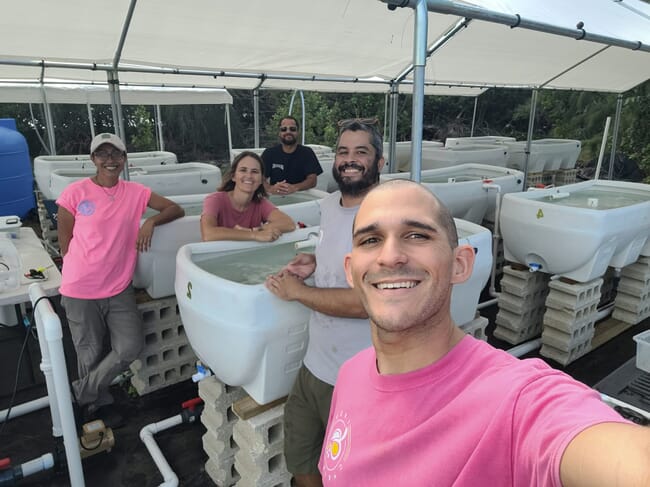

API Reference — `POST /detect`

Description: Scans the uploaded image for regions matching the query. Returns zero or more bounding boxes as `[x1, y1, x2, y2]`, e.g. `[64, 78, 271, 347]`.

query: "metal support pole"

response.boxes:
[107, 70, 128, 180]
[42, 102, 56, 155]
[388, 83, 399, 173]
[288, 90, 306, 145]
[607, 94, 623, 180]
[253, 89, 260, 148]
[470, 96, 478, 136]
[522, 89, 538, 186]
[155, 105, 165, 151]
[408, 0, 428, 182]
[86, 103, 96, 139]
[225, 103, 233, 161]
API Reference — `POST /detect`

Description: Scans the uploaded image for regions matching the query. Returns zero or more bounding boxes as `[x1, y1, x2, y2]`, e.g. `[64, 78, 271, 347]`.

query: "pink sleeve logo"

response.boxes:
[321, 410, 352, 482]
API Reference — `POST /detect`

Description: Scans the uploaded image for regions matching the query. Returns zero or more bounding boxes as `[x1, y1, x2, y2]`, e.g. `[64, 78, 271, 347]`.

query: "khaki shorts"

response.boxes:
[284, 365, 334, 475]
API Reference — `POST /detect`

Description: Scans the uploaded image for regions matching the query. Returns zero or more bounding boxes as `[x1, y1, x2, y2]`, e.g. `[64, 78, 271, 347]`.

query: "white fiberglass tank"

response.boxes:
[174, 218, 492, 404]
[382, 140, 444, 172]
[505, 139, 581, 173]
[421, 144, 508, 170]
[133, 189, 327, 299]
[34, 151, 178, 199]
[381, 164, 524, 224]
[444, 136, 516, 148]
[48, 162, 221, 199]
[500, 180, 650, 283]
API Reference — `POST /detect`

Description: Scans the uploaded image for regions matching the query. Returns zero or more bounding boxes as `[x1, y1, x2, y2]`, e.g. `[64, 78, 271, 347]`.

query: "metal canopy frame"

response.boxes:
[380, 0, 650, 180]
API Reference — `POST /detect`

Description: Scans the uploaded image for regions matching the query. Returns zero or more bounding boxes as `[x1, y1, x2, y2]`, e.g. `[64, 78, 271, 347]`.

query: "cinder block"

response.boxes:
[493, 322, 542, 345]
[137, 296, 181, 327]
[543, 307, 596, 334]
[495, 306, 546, 333]
[614, 291, 650, 314]
[130, 357, 195, 395]
[233, 404, 284, 452]
[554, 168, 578, 186]
[546, 278, 603, 310]
[498, 290, 548, 314]
[541, 323, 594, 352]
[205, 456, 239, 486]
[202, 430, 238, 462]
[236, 470, 292, 487]
[612, 306, 650, 325]
[234, 439, 288, 486]
[540, 340, 592, 366]
[500, 266, 550, 297]
[620, 259, 650, 282]
[543, 300, 598, 326]
[199, 376, 247, 411]
[617, 276, 650, 296]
[460, 316, 489, 341]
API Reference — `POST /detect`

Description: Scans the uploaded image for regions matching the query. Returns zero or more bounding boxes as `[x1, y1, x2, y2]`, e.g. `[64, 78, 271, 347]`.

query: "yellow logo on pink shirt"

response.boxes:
[322, 410, 351, 481]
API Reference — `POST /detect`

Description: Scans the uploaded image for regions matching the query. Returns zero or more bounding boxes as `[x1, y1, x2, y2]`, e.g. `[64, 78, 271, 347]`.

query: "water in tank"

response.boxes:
[0, 118, 35, 218]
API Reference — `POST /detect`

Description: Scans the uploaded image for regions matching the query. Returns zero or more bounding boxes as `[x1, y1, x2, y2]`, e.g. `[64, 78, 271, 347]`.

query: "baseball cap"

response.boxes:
[90, 133, 126, 154]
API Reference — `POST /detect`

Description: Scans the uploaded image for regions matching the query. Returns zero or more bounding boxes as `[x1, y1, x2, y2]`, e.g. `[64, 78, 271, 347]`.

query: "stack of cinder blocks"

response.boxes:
[199, 376, 246, 486]
[525, 171, 559, 190]
[233, 405, 292, 487]
[460, 315, 489, 341]
[199, 376, 292, 486]
[554, 168, 578, 187]
[613, 256, 650, 325]
[494, 265, 550, 344]
[130, 296, 198, 395]
[540, 277, 603, 366]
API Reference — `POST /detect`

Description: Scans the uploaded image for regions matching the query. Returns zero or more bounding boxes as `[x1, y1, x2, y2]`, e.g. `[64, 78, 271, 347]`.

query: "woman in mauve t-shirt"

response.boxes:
[201, 151, 295, 242]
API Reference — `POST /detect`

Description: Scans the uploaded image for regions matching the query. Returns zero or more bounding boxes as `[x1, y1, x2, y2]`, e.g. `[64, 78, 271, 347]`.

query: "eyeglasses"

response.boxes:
[280, 126, 298, 132]
[94, 150, 125, 162]
[337, 117, 380, 128]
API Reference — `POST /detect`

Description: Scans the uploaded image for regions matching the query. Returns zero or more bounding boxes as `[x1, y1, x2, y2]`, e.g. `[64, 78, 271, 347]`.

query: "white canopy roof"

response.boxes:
[0, 0, 648, 96]
[0, 82, 233, 105]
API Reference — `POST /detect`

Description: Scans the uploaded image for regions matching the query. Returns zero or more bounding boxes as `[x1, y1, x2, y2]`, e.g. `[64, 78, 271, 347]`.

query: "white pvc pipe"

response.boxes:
[594, 302, 614, 323]
[478, 182, 502, 307]
[19, 453, 54, 478]
[140, 414, 183, 487]
[594, 116, 611, 180]
[0, 371, 128, 424]
[0, 395, 50, 423]
[507, 338, 543, 358]
[600, 393, 650, 421]
[294, 233, 319, 250]
[29, 283, 85, 487]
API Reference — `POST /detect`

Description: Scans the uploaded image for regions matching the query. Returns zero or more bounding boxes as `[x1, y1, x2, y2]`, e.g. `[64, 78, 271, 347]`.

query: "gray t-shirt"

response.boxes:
[303, 191, 371, 386]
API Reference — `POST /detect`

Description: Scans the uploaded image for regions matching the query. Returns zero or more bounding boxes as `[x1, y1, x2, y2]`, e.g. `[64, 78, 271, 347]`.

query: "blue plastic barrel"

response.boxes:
[0, 118, 35, 218]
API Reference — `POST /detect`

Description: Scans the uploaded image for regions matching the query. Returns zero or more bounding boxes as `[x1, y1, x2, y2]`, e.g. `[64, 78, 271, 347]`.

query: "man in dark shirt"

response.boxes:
[262, 116, 323, 195]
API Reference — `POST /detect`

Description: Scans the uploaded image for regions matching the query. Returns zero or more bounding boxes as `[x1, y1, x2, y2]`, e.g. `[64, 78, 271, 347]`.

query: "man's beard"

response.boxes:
[281, 135, 296, 146]
[333, 161, 380, 197]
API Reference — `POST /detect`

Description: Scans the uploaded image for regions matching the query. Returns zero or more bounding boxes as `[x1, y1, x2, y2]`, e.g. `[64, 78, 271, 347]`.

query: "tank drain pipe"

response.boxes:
[28, 284, 84, 487]
[0, 453, 55, 486]
[0, 396, 50, 424]
[140, 398, 204, 487]
[507, 338, 543, 358]
[294, 232, 319, 251]
[477, 182, 502, 310]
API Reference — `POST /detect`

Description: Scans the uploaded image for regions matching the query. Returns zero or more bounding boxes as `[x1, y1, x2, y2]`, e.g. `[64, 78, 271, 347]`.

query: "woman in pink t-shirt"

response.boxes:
[56, 133, 184, 429]
[200, 151, 295, 242]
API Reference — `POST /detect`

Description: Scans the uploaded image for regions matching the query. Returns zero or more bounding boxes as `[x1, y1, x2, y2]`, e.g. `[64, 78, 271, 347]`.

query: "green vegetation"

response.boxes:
[1, 80, 649, 181]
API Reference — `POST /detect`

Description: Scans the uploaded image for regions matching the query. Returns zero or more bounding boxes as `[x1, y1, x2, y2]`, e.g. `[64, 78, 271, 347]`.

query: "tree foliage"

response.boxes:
[1, 80, 648, 181]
